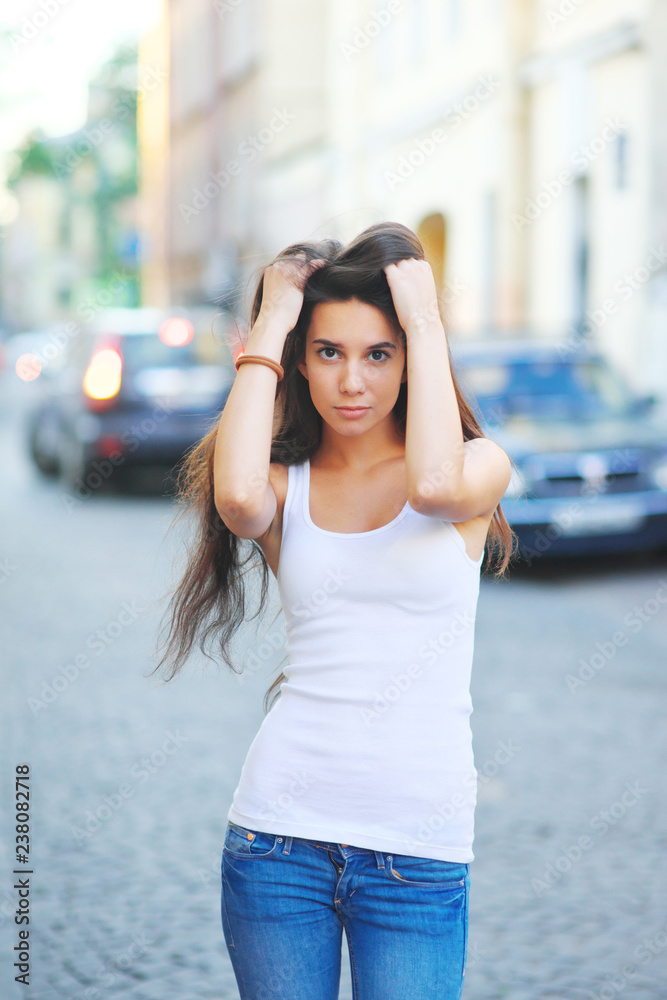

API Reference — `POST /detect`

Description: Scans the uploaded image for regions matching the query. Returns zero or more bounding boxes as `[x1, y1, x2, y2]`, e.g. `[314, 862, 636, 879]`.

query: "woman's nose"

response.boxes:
[340, 364, 366, 391]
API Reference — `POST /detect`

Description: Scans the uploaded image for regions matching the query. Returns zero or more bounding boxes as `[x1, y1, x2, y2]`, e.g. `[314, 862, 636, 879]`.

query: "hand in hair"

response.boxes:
[384, 258, 443, 337]
[258, 253, 328, 332]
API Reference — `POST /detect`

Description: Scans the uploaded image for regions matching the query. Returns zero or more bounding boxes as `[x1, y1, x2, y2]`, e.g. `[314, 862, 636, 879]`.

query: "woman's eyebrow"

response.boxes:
[311, 338, 397, 350]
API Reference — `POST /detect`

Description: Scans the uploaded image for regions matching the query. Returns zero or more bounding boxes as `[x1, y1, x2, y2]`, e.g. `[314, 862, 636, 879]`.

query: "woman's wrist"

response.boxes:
[403, 310, 446, 341]
[244, 311, 291, 359]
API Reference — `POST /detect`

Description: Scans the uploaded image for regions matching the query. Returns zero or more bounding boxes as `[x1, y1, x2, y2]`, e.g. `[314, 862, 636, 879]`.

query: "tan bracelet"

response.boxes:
[235, 353, 284, 381]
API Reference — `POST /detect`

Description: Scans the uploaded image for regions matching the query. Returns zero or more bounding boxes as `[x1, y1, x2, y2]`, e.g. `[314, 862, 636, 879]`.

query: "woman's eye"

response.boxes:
[316, 348, 389, 361]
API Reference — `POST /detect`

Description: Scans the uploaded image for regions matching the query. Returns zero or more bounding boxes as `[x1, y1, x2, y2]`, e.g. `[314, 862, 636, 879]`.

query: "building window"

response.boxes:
[572, 175, 590, 336]
[615, 132, 628, 189]
[374, 0, 395, 79]
[449, 0, 462, 36]
[481, 191, 497, 333]
[411, 0, 427, 64]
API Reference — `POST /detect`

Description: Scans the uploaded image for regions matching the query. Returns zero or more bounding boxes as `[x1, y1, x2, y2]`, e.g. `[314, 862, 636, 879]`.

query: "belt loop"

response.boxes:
[374, 850, 384, 869]
[282, 835, 293, 856]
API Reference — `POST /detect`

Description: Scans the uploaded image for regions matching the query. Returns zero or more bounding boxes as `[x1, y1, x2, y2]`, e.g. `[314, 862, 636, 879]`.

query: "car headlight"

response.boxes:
[651, 458, 667, 491]
[503, 467, 528, 499]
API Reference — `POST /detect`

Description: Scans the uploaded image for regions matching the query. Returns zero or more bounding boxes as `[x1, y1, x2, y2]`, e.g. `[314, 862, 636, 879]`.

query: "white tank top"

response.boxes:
[228, 455, 483, 862]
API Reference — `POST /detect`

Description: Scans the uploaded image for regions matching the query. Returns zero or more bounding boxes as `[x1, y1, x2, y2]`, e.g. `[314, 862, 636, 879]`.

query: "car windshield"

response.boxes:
[457, 359, 637, 424]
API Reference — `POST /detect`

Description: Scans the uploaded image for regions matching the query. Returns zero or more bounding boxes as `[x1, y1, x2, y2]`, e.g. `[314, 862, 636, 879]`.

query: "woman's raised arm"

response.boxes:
[213, 254, 325, 538]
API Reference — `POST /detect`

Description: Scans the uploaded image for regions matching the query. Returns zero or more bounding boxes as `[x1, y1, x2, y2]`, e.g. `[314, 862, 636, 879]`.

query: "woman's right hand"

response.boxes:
[257, 253, 328, 333]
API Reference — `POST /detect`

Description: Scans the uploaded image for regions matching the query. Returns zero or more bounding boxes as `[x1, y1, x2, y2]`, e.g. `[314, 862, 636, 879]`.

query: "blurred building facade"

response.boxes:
[1, 48, 142, 333]
[140, 0, 667, 394]
[137, 10, 171, 308]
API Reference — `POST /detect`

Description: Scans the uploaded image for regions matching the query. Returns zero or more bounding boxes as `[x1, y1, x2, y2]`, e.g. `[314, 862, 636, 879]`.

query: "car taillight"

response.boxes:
[159, 317, 194, 346]
[83, 347, 123, 404]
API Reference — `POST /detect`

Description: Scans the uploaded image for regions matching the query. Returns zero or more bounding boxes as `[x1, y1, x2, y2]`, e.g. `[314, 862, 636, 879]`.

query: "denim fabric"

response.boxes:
[221, 820, 470, 1000]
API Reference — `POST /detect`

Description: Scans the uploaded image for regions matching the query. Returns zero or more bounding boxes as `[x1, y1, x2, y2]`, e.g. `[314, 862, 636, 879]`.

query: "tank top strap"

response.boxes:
[281, 459, 305, 535]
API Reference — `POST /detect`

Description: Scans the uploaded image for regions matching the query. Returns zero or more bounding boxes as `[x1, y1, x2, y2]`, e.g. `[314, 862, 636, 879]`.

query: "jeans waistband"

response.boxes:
[279, 834, 386, 869]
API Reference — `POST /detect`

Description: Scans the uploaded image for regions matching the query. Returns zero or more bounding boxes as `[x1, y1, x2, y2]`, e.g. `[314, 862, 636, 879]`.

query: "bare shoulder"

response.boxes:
[453, 439, 510, 561]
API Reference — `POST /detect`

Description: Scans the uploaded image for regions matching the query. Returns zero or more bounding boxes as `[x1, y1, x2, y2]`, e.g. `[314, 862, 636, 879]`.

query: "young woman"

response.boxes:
[154, 221, 516, 1000]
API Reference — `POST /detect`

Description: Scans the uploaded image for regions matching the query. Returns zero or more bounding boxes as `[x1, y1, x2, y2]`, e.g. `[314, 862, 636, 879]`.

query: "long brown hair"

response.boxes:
[151, 221, 518, 711]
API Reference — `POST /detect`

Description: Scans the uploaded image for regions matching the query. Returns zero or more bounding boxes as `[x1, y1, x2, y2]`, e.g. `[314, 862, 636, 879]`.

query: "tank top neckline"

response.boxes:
[301, 456, 411, 538]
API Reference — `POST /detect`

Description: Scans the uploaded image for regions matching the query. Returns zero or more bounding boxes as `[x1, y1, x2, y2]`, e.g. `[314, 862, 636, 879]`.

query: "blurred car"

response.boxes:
[25, 307, 235, 490]
[449, 338, 667, 560]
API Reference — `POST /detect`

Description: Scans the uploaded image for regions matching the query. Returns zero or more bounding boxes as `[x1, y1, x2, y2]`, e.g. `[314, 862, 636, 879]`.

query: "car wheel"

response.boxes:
[60, 437, 93, 494]
[28, 420, 61, 477]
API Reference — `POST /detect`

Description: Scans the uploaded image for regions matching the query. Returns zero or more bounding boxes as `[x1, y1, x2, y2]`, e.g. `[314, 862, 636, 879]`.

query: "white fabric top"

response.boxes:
[227, 456, 483, 862]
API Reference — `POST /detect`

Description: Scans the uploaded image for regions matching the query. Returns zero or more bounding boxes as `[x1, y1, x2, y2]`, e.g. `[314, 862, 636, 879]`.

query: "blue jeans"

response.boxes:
[220, 820, 470, 1000]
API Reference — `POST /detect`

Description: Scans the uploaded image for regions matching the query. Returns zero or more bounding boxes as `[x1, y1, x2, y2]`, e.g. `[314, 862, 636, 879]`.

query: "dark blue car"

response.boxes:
[449, 339, 667, 560]
[26, 307, 234, 494]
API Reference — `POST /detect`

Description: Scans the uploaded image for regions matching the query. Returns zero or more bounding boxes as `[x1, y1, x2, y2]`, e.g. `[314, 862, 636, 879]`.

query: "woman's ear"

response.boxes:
[297, 356, 308, 380]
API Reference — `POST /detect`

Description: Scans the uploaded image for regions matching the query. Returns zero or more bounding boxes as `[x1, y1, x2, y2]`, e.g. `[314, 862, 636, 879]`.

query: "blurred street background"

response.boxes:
[1, 1, 667, 998]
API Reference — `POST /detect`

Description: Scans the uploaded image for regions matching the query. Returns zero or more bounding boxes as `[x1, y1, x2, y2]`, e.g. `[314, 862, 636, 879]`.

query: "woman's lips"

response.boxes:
[335, 406, 370, 418]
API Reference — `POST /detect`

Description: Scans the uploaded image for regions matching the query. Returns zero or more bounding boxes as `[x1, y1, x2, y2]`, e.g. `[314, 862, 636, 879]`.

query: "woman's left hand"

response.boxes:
[383, 258, 443, 337]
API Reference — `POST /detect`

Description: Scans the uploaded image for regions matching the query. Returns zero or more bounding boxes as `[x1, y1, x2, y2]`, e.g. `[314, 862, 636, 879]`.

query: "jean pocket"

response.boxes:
[223, 821, 279, 858]
[387, 854, 468, 888]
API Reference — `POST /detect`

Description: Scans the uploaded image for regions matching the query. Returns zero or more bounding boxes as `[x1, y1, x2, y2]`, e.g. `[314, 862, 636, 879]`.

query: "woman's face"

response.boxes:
[297, 298, 407, 435]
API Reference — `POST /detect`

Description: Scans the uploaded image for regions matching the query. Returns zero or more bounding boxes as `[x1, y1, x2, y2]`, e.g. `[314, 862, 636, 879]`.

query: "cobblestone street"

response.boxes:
[2, 378, 667, 1000]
